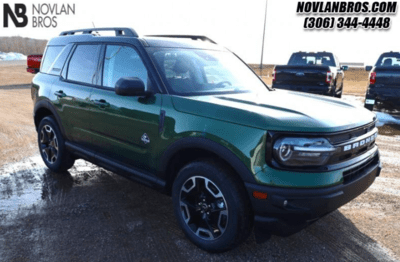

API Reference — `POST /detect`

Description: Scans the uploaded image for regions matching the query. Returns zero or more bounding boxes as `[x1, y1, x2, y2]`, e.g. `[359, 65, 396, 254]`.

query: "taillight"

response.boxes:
[27, 54, 42, 74]
[370, 72, 376, 85]
[272, 69, 276, 82]
[326, 71, 332, 84]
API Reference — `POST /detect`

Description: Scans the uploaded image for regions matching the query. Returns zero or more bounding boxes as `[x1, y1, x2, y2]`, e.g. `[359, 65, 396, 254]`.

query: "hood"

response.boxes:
[171, 90, 376, 133]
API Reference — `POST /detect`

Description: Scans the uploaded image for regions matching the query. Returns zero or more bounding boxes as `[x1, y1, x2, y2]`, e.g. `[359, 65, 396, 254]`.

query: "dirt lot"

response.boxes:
[0, 61, 36, 167]
[0, 62, 399, 261]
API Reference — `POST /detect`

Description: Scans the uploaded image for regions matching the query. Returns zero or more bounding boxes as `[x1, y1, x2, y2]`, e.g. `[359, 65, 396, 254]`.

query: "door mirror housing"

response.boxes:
[115, 77, 151, 97]
[365, 66, 373, 71]
[340, 65, 348, 71]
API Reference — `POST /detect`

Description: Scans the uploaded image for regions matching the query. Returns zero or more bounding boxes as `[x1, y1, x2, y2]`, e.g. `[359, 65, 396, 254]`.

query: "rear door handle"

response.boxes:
[54, 90, 66, 98]
[94, 99, 110, 107]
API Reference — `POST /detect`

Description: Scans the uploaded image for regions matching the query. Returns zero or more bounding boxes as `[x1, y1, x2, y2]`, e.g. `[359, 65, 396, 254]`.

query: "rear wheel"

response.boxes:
[172, 160, 252, 253]
[38, 116, 75, 172]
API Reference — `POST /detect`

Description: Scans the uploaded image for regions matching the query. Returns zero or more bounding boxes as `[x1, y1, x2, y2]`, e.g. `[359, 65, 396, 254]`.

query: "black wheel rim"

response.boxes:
[179, 176, 228, 240]
[40, 125, 58, 164]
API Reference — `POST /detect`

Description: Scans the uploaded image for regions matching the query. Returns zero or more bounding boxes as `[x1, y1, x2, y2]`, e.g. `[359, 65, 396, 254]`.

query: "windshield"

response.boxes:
[149, 48, 269, 96]
[375, 53, 400, 67]
[288, 53, 335, 66]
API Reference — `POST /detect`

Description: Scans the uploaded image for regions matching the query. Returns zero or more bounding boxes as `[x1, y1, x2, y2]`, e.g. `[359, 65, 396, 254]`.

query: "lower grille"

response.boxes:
[342, 155, 379, 184]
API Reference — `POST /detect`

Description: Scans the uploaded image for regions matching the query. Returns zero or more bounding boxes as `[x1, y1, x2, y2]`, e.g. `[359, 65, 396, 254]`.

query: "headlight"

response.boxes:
[273, 137, 337, 167]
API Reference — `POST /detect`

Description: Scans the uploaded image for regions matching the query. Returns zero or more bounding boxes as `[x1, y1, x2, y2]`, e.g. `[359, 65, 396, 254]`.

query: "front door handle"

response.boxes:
[54, 90, 66, 98]
[94, 99, 110, 107]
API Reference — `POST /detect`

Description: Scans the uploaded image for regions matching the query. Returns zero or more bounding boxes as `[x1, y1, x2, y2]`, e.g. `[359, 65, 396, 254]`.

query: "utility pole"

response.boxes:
[260, 0, 268, 77]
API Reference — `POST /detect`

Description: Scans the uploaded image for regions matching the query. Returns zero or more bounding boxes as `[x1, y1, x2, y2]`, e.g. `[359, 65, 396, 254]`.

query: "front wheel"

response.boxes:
[38, 116, 75, 172]
[172, 160, 252, 253]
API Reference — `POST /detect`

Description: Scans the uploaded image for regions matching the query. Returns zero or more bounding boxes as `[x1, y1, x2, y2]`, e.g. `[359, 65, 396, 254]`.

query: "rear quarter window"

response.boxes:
[47, 45, 73, 76]
[41, 46, 64, 73]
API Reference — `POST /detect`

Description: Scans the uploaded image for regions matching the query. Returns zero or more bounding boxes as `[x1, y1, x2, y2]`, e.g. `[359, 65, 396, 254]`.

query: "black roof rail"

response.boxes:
[59, 27, 138, 37]
[145, 35, 217, 44]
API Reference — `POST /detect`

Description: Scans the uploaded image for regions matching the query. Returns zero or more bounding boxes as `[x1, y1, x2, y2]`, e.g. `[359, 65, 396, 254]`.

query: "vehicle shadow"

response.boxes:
[0, 164, 396, 262]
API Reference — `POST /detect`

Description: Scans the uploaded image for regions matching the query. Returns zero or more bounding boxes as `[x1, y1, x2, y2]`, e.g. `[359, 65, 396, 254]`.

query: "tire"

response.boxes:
[38, 116, 75, 172]
[172, 159, 252, 253]
[334, 83, 343, 98]
[335, 89, 343, 98]
[364, 103, 374, 111]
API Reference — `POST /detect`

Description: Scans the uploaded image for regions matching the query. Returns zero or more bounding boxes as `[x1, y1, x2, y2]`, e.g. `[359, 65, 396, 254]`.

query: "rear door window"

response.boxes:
[41, 46, 64, 73]
[67, 44, 102, 85]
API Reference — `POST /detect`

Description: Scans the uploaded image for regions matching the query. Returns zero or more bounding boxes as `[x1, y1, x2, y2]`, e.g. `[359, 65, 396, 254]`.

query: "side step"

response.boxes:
[65, 142, 166, 190]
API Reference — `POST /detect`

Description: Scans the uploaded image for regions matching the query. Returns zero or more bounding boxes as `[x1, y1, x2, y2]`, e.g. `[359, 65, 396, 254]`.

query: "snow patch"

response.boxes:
[342, 95, 364, 107]
[376, 112, 400, 127]
[0, 52, 27, 61]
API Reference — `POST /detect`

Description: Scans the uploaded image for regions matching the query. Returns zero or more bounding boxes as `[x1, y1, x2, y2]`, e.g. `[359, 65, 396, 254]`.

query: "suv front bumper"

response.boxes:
[245, 153, 381, 237]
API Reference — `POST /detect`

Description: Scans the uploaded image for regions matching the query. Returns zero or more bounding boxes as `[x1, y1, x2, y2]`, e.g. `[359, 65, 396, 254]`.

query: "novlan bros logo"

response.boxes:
[3, 3, 75, 28]
[3, 4, 27, 27]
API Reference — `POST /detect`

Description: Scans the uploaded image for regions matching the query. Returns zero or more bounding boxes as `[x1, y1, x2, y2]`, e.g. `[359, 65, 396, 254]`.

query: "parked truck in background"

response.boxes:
[364, 52, 400, 111]
[272, 52, 348, 98]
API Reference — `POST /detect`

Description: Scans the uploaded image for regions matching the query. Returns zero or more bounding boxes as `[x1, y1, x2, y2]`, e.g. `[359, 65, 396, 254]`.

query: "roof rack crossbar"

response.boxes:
[59, 27, 139, 37]
[145, 35, 217, 44]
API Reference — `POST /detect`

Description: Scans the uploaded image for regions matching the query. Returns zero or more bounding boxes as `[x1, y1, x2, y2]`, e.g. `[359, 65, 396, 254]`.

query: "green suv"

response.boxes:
[31, 28, 381, 252]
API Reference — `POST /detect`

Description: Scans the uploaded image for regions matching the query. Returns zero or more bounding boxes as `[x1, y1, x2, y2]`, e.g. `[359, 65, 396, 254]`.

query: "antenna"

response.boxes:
[260, 0, 268, 77]
[92, 22, 99, 36]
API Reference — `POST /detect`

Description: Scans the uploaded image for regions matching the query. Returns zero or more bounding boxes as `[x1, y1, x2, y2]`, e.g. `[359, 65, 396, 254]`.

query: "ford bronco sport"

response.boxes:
[31, 28, 381, 252]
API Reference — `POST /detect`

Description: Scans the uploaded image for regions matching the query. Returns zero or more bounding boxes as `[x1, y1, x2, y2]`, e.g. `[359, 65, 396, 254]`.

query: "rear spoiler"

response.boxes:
[27, 55, 42, 74]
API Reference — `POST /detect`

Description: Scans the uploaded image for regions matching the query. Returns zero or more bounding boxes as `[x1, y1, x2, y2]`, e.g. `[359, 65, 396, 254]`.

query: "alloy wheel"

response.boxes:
[179, 176, 228, 240]
[40, 125, 59, 164]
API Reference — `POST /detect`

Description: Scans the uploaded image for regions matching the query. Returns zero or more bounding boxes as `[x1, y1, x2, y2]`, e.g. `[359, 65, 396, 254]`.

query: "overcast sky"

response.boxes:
[0, 0, 398, 65]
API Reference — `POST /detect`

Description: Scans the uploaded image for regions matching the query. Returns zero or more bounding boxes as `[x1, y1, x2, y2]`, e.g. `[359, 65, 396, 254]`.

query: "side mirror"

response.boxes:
[115, 77, 151, 97]
[341, 65, 348, 71]
[365, 66, 373, 71]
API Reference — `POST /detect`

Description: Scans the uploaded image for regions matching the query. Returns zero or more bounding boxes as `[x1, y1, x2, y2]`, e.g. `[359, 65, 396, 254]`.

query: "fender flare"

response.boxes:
[159, 137, 257, 184]
[34, 99, 67, 138]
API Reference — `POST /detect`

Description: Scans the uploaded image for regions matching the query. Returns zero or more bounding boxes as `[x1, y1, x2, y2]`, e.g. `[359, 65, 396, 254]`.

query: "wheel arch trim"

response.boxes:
[34, 100, 66, 138]
[159, 137, 257, 185]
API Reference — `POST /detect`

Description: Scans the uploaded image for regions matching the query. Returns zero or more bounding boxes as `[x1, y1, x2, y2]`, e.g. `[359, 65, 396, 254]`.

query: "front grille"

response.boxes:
[327, 122, 377, 165]
[342, 154, 379, 184]
[327, 122, 376, 145]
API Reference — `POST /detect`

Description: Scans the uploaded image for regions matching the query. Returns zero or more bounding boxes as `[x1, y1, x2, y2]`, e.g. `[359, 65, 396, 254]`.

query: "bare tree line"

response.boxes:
[0, 36, 47, 55]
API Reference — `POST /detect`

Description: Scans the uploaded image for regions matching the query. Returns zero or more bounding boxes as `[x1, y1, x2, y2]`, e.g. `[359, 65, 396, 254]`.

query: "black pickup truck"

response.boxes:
[364, 52, 400, 111]
[272, 52, 348, 98]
